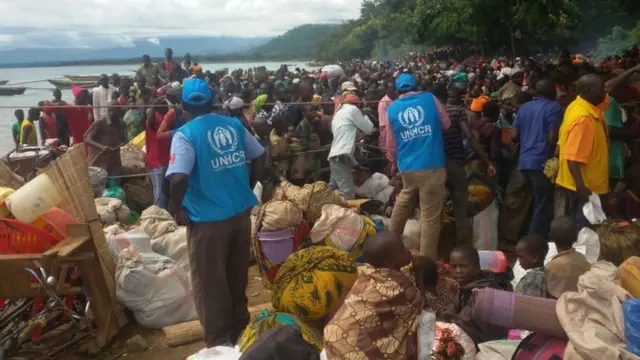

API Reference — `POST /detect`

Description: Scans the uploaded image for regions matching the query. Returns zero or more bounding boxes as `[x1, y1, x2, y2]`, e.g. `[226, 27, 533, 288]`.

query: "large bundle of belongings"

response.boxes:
[104, 207, 196, 329]
[480, 216, 640, 360]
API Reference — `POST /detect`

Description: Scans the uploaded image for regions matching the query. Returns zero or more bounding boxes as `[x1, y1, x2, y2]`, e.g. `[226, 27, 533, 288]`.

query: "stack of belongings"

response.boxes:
[309, 204, 377, 263]
[355, 172, 395, 215]
[105, 225, 198, 329]
[138, 206, 190, 276]
[442, 176, 498, 251]
[474, 259, 640, 359]
[120, 143, 146, 172]
[273, 181, 346, 225]
[595, 219, 640, 267]
[238, 246, 358, 355]
[95, 197, 132, 226]
[252, 200, 309, 286]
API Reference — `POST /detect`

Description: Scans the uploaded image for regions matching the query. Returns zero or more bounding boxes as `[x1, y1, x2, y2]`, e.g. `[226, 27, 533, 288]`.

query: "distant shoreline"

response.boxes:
[0, 56, 317, 70]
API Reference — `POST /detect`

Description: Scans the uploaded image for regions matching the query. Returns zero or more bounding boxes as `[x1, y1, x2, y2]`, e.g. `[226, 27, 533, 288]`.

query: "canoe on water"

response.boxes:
[47, 79, 96, 90]
[0, 86, 26, 96]
[63, 74, 101, 82]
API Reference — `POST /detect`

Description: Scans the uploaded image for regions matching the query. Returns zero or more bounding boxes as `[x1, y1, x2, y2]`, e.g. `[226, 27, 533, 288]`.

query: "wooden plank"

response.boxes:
[76, 242, 121, 349]
[44, 236, 90, 258]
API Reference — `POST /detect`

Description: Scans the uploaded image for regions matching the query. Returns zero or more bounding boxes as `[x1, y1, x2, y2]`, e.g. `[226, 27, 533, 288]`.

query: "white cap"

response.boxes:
[341, 81, 357, 92]
[223, 96, 244, 111]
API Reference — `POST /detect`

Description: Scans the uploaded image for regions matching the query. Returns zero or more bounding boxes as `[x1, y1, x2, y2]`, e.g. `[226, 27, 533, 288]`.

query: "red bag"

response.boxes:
[512, 333, 567, 360]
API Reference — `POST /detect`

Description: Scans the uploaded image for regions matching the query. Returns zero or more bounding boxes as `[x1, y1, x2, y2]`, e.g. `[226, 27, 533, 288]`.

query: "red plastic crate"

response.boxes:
[0, 218, 61, 254]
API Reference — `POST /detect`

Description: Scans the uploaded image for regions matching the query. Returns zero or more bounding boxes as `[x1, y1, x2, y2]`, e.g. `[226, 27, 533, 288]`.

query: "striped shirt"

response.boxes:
[443, 104, 467, 161]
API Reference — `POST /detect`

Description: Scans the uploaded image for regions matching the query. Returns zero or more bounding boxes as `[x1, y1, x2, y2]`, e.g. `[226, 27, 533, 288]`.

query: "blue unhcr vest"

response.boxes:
[387, 92, 445, 172]
[179, 113, 258, 222]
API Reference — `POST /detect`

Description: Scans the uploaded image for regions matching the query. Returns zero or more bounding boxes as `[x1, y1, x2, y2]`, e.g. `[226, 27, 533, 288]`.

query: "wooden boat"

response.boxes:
[63, 75, 101, 82]
[3, 147, 53, 179]
[0, 80, 8, 86]
[0, 86, 26, 96]
[47, 79, 96, 90]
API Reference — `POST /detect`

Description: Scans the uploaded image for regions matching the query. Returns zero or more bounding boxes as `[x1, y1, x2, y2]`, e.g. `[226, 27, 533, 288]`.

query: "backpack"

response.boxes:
[512, 333, 567, 360]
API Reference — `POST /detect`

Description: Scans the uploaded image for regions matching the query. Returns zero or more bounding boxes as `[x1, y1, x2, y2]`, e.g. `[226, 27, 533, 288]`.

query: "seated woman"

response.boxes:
[514, 234, 549, 298]
[546, 216, 591, 299]
[323, 232, 422, 360]
[439, 244, 512, 345]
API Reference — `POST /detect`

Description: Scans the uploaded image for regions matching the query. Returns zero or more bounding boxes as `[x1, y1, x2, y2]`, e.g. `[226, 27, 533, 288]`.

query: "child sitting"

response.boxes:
[514, 234, 549, 298]
[439, 244, 512, 345]
[546, 216, 591, 299]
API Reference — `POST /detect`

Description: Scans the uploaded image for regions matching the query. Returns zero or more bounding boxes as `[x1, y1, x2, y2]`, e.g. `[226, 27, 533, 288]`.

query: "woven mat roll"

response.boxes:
[473, 288, 566, 339]
[163, 302, 273, 347]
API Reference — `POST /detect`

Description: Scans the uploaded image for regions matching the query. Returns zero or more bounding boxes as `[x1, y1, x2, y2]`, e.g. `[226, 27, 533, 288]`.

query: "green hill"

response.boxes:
[242, 24, 339, 59]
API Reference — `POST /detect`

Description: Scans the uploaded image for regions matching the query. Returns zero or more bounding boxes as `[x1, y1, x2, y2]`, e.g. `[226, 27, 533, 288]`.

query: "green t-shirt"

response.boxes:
[604, 96, 625, 180]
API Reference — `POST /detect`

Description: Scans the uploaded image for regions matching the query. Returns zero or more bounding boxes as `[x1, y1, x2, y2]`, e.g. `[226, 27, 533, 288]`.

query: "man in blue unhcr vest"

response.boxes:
[166, 78, 265, 347]
[385, 72, 451, 259]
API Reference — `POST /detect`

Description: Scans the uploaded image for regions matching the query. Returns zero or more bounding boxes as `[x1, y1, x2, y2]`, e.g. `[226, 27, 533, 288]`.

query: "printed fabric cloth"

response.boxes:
[425, 276, 460, 313]
[323, 264, 423, 360]
[237, 310, 322, 352]
[272, 246, 358, 322]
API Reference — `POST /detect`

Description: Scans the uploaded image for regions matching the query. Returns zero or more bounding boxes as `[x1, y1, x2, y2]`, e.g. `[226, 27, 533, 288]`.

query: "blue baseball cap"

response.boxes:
[181, 78, 213, 106]
[395, 73, 417, 92]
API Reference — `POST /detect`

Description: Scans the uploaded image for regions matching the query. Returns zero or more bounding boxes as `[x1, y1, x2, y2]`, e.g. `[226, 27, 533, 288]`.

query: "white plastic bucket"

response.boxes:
[6, 173, 62, 223]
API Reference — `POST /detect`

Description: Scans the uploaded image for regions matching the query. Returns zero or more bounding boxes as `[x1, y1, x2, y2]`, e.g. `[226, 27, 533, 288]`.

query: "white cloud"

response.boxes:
[0, 0, 360, 49]
[147, 38, 161, 45]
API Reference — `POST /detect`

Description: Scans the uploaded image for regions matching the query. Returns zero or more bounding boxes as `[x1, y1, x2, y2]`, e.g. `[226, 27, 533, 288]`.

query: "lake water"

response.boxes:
[0, 61, 309, 154]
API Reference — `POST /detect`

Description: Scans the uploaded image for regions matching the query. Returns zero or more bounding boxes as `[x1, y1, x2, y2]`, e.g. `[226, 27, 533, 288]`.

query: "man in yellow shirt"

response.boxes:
[556, 74, 609, 227]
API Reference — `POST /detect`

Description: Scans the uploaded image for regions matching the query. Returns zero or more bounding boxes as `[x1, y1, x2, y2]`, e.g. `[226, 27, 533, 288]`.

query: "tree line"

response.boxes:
[314, 0, 640, 61]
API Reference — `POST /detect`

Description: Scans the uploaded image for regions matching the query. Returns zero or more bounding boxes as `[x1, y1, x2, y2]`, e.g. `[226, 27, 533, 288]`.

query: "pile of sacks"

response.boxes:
[138, 206, 190, 275]
[105, 224, 197, 329]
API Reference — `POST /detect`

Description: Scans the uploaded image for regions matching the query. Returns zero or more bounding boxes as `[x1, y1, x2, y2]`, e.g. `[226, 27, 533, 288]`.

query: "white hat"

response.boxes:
[223, 96, 244, 111]
[341, 81, 358, 92]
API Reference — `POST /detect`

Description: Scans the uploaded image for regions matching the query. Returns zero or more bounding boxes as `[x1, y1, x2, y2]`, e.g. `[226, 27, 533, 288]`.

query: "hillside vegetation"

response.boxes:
[242, 24, 339, 60]
[312, 0, 640, 61]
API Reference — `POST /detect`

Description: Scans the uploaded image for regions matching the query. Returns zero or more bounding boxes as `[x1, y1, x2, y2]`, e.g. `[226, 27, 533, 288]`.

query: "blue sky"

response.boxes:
[0, 0, 360, 49]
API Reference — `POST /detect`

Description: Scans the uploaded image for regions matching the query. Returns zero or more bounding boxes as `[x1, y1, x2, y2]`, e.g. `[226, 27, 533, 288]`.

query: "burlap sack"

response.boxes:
[261, 200, 303, 231]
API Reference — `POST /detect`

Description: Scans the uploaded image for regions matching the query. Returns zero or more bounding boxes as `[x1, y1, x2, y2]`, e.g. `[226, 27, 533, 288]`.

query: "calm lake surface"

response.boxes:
[0, 61, 309, 154]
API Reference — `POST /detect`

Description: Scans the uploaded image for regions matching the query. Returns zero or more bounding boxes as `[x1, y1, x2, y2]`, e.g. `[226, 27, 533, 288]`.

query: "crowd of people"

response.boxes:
[10, 45, 640, 359]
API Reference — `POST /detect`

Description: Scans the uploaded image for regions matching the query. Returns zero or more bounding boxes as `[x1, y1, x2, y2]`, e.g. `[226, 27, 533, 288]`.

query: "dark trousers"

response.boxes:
[187, 211, 251, 347]
[567, 190, 592, 230]
[446, 160, 472, 245]
[522, 169, 554, 238]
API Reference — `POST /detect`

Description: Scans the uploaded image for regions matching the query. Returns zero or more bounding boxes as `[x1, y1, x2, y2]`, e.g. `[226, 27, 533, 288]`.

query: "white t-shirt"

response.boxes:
[328, 104, 374, 161]
[92, 85, 117, 122]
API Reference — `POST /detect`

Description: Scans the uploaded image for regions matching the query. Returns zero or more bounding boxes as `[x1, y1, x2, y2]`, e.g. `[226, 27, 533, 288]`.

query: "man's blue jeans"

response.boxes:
[149, 165, 169, 210]
[522, 169, 554, 238]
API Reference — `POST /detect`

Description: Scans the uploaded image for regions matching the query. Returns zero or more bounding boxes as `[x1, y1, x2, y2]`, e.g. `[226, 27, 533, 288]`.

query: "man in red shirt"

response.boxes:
[162, 48, 180, 82]
[145, 100, 171, 209]
[43, 85, 92, 146]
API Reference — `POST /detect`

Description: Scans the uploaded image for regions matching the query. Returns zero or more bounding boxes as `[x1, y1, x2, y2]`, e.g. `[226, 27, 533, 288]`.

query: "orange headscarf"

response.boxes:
[470, 95, 490, 112]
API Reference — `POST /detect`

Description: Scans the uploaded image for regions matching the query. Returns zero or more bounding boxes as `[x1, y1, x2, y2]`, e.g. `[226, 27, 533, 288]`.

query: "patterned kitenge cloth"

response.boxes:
[237, 310, 322, 352]
[425, 276, 460, 313]
[272, 246, 358, 322]
[323, 264, 423, 360]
